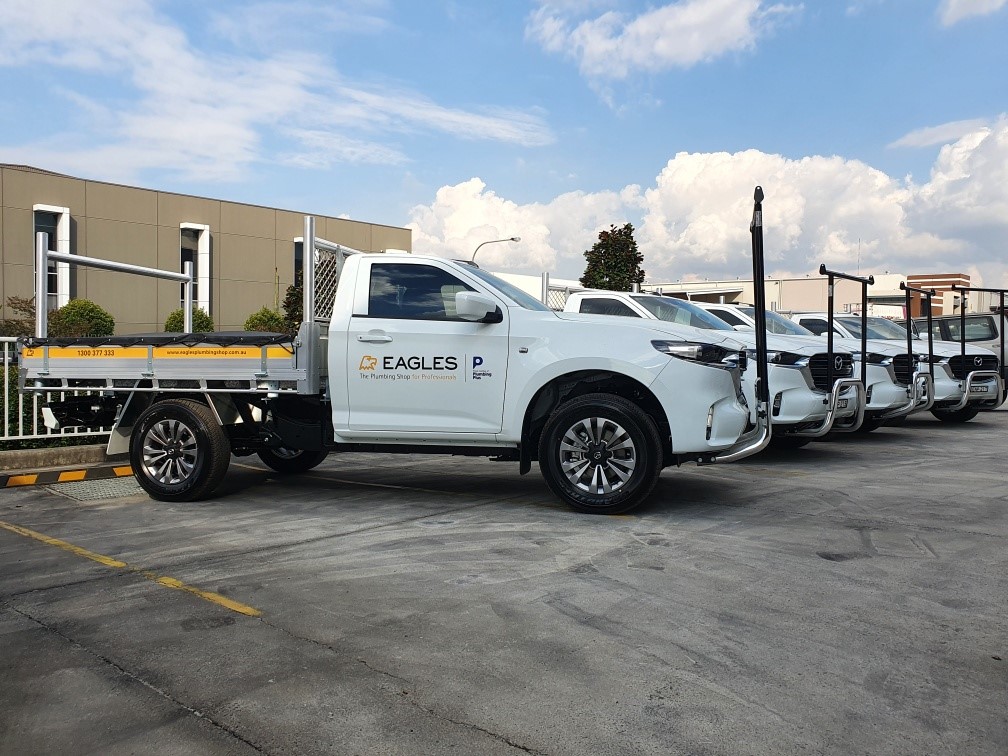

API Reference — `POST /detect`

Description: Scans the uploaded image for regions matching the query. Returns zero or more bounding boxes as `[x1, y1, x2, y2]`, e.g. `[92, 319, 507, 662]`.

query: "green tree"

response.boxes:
[244, 306, 286, 332]
[48, 299, 115, 337]
[164, 306, 215, 333]
[579, 223, 645, 291]
[0, 295, 37, 337]
[282, 272, 303, 334]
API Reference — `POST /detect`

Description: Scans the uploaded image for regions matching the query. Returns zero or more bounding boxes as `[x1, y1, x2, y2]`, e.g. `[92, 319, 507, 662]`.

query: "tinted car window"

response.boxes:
[631, 295, 733, 330]
[741, 307, 815, 335]
[799, 317, 831, 335]
[946, 316, 997, 341]
[707, 308, 749, 326]
[368, 263, 475, 320]
[579, 298, 640, 317]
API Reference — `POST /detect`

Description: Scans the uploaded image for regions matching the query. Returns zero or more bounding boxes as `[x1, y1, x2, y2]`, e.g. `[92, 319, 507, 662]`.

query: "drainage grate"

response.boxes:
[43, 476, 144, 501]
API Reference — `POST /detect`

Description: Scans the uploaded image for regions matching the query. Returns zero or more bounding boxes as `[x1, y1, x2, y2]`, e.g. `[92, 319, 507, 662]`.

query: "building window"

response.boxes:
[294, 239, 304, 281]
[32, 205, 71, 311]
[180, 223, 210, 313]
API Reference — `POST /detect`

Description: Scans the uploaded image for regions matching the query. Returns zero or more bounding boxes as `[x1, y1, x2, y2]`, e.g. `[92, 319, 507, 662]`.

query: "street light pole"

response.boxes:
[472, 236, 520, 262]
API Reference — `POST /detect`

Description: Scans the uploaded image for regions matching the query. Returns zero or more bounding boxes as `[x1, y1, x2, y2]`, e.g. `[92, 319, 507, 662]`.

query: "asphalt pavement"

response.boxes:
[1, 410, 1006, 755]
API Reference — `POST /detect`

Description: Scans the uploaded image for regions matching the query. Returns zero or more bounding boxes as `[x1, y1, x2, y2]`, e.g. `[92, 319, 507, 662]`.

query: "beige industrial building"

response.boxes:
[644, 272, 976, 318]
[0, 164, 412, 333]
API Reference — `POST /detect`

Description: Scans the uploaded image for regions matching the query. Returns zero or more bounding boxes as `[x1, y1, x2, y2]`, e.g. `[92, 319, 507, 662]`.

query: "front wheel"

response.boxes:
[538, 393, 662, 515]
[130, 399, 231, 502]
[257, 447, 329, 474]
[931, 406, 980, 423]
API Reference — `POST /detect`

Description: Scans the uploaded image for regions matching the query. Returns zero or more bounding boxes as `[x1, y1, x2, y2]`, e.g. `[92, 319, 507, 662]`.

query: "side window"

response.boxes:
[964, 316, 997, 341]
[709, 309, 747, 327]
[579, 298, 640, 317]
[800, 318, 830, 335]
[367, 263, 475, 320]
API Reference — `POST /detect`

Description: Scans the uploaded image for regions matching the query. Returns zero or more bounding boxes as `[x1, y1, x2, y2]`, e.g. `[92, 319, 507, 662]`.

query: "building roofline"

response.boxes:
[0, 163, 409, 233]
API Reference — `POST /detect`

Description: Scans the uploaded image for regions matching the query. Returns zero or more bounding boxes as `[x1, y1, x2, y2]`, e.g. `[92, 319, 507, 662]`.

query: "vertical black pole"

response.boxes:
[904, 284, 913, 377]
[825, 272, 834, 389]
[926, 294, 935, 381]
[1001, 292, 1006, 399]
[860, 278, 872, 388]
[750, 187, 769, 407]
[960, 291, 967, 384]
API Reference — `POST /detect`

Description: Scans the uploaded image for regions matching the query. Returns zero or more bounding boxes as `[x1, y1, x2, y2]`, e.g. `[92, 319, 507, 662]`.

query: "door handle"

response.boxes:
[358, 334, 392, 343]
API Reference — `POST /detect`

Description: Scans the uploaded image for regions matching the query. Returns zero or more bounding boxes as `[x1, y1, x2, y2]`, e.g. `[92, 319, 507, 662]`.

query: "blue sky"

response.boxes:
[2, 0, 1007, 286]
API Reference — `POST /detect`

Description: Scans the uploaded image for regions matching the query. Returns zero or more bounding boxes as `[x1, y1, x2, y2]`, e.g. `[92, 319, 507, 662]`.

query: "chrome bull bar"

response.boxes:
[944, 370, 1003, 412]
[793, 378, 865, 437]
[880, 370, 935, 421]
[703, 399, 771, 464]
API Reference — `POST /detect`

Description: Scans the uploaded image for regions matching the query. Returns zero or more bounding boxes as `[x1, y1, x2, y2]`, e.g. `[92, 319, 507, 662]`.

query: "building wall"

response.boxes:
[0, 165, 412, 333]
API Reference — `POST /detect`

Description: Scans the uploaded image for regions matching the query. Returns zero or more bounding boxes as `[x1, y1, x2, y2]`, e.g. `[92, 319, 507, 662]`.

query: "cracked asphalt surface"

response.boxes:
[1, 409, 1006, 755]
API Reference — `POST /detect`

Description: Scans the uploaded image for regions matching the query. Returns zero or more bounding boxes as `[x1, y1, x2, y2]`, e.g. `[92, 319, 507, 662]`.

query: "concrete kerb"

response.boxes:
[0, 444, 133, 488]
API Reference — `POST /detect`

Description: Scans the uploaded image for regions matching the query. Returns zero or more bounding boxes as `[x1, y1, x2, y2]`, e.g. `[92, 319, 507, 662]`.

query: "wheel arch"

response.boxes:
[519, 370, 671, 471]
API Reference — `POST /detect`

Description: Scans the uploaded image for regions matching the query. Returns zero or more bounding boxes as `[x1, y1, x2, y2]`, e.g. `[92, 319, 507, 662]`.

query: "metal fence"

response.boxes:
[545, 284, 586, 311]
[1, 337, 110, 444]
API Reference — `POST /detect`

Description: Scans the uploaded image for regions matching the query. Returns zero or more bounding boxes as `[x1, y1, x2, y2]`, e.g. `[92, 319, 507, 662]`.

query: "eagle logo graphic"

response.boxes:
[359, 355, 378, 371]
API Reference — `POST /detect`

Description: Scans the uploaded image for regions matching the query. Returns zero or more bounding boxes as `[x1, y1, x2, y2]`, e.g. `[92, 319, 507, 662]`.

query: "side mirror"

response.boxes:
[456, 291, 502, 323]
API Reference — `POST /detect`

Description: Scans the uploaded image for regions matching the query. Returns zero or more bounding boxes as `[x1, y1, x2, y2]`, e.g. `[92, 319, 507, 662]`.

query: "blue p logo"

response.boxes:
[473, 356, 484, 369]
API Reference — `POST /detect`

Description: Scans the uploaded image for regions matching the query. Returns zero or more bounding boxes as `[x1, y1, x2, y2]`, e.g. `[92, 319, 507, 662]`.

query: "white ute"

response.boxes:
[699, 304, 933, 432]
[20, 218, 766, 515]
[791, 313, 1003, 423]
[562, 291, 864, 440]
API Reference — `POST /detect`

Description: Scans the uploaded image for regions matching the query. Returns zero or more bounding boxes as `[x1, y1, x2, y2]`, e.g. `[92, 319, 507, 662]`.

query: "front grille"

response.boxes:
[892, 354, 914, 386]
[808, 353, 854, 391]
[948, 354, 1000, 380]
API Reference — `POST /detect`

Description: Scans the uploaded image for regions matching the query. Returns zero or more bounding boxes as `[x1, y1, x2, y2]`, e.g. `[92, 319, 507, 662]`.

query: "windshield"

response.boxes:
[739, 307, 814, 336]
[837, 316, 912, 340]
[631, 295, 733, 330]
[464, 266, 552, 311]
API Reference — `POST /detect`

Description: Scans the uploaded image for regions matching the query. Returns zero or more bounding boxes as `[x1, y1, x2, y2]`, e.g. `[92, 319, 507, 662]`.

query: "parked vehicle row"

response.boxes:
[560, 292, 1005, 442]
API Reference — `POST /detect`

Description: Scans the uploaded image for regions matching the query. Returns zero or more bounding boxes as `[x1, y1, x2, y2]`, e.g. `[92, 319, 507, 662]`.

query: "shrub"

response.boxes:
[244, 307, 286, 332]
[47, 299, 115, 337]
[165, 307, 215, 333]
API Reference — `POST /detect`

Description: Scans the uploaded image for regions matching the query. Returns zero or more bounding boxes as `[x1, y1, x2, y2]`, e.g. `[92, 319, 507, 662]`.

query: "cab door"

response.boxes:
[346, 259, 509, 436]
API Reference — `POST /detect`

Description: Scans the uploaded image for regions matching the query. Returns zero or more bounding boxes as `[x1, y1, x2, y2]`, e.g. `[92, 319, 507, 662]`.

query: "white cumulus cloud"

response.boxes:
[408, 118, 1008, 288]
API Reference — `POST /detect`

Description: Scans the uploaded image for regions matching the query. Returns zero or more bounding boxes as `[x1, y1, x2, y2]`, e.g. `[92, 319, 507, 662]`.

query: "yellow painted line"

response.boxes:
[113, 465, 135, 477]
[57, 470, 88, 482]
[0, 520, 128, 568]
[0, 519, 260, 617]
[22, 346, 291, 360]
[141, 572, 261, 617]
[6, 474, 39, 487]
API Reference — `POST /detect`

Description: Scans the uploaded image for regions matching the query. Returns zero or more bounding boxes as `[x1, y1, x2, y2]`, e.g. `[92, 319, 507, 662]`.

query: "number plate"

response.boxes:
[971, 385, 989, 393]
[837, 398, 849, 409]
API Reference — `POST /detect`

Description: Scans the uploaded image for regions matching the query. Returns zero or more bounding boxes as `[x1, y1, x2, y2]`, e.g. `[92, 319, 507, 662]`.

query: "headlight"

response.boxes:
[746, 349, 807, 366]
[854, 352, 892, 365]
[652, 340, 744, 369]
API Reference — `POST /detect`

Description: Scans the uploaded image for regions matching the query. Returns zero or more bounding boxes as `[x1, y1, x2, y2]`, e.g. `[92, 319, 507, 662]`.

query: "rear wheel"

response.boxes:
[130, 399, 231, 502]
[538, 393, 662, 515]
[931, 406, 980, 423]
[257, 447, 329, 474]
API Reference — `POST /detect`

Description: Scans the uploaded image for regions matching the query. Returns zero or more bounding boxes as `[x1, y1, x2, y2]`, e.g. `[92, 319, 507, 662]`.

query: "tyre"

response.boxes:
[537, 393, 662, 515]
[931, 406, 980, 423]
[257, 447, 329, 474]
[130, 399, 231, 502]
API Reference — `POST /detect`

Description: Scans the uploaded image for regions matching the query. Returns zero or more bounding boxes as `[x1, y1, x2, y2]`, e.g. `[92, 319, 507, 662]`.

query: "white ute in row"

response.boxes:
[561, 291, 864, 441]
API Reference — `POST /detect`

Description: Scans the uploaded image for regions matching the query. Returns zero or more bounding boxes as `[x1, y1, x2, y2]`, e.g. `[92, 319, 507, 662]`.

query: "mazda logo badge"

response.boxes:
[834, 356, 844, 371]
[592, 451, 603, 461]
[974, 356, 983, 366]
